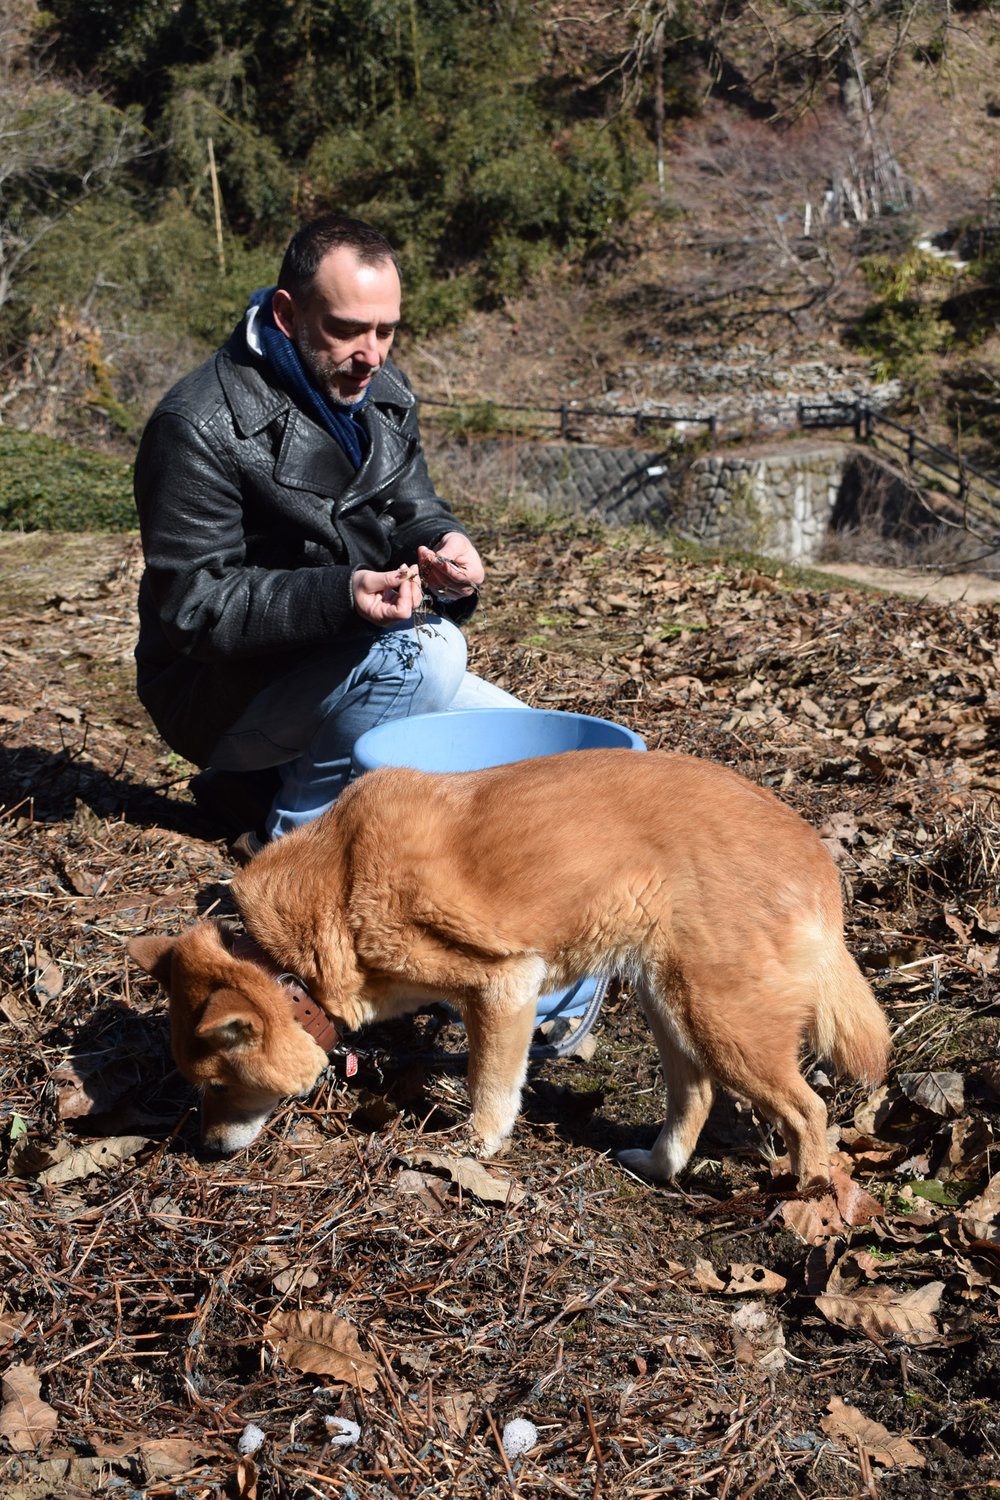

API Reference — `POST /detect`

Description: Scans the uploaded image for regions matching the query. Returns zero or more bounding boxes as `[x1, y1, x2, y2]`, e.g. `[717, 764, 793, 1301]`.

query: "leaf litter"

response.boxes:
[0, 514, 999, 1496]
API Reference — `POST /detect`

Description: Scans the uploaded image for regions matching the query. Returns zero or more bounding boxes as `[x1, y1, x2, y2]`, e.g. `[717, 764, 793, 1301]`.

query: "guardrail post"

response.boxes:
[853, 402, 863, 440]
[708, 414, 717, 440]
[635, 412, 647, 437]
[907, 428, 916, 465]
[559, 404, 569, 438]
[865, 405, 873, 438]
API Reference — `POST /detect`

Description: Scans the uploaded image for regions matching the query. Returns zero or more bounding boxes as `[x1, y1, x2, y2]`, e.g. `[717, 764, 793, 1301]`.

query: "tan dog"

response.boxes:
[128, 750, 890, 1183]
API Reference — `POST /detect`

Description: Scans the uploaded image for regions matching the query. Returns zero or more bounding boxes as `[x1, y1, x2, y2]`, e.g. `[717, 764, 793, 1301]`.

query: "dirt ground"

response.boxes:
[813, 561, 1000, 608]
[2, 516, 1000, 1500]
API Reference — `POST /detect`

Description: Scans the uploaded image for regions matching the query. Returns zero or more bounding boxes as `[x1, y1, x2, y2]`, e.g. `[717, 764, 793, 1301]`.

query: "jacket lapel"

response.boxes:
[219, 350, 418, 510]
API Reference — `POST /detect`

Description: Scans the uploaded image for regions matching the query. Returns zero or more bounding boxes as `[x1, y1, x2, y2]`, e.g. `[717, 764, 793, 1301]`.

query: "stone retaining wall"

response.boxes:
[681, 447, 848, 562]
[477, 440, 851, 564]
[442, 436, 964, 565]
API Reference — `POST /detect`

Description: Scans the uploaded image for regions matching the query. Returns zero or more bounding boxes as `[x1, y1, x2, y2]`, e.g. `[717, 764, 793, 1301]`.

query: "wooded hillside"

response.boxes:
[2, 0, 1000, 466]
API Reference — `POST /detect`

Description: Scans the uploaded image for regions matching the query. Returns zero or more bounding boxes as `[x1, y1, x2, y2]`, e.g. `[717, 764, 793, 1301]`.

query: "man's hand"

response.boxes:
[417, 533, 485, 600]
[352, 564, 423, 625]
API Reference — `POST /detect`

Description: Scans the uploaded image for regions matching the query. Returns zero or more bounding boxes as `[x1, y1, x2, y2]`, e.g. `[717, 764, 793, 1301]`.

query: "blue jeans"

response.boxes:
[208, 616, 522, 837]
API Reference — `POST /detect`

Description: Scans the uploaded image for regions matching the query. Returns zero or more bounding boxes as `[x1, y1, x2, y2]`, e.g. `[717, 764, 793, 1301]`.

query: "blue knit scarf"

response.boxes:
[245, 286, 371, 468]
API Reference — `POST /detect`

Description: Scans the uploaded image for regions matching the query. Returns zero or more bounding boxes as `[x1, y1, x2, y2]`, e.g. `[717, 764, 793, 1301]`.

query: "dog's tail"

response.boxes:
[809, 942, 891, 1084]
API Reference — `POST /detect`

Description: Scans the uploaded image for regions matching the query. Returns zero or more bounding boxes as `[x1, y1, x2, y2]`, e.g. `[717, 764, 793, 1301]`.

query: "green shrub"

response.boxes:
[850, 298, 951, 384]
[850, 249, 954, 390]
[0, 431, 134, 532]
[304, 59, 646, 324]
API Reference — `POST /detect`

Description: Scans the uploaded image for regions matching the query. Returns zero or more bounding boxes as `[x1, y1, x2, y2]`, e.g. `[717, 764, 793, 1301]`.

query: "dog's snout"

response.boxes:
[199, 1102, 275, 1155]
[199, 1133, 240, 1159]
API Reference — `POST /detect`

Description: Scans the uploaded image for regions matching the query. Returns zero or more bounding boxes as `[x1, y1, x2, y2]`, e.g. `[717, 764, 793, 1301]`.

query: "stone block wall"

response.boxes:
[493, 443, 680, 529]
[466, 439, 851, 564]
[679, 447, 849, 562]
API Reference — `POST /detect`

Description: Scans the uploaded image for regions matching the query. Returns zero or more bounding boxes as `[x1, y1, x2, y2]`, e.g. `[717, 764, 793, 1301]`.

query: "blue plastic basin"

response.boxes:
[351, 707, 646, 775]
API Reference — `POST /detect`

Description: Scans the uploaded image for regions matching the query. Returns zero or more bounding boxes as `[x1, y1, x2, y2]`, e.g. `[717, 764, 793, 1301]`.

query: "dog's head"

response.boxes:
[127, 921, 329, 1153]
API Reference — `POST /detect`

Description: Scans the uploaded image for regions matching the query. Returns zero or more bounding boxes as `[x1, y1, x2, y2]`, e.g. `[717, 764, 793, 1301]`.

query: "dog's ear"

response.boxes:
[127, 935, 175, 986]
[194, 990, 263, 1051]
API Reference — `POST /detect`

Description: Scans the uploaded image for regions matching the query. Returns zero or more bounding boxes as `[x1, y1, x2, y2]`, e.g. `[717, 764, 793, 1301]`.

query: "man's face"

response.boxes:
[272, 246, 401, 406]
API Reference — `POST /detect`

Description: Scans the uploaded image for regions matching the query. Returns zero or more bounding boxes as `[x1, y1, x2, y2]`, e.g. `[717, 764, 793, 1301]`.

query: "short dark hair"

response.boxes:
[278, 214, 401, 300]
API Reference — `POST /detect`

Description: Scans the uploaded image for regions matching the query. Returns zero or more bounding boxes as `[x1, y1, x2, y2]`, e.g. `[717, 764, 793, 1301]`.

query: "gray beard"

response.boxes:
[296, 332, 366, 408]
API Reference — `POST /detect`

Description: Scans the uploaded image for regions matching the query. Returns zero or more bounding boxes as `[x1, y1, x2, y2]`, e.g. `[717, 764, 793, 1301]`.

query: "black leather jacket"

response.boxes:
[133, 326, 472, 765]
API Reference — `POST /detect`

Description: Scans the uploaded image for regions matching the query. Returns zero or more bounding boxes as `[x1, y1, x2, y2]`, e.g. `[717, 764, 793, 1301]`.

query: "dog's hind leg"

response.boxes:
[618, 980, 716, 1181]
[682, 987, 831, 1189]
[721, 1060, 830, 1189]
[462, 967, 542, 1157]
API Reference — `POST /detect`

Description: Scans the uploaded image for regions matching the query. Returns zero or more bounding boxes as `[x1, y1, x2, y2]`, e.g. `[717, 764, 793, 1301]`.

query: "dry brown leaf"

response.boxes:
[724, 1263, 787, 1295]
[935, 1116, 995, 1180]
[272, 1265, 320, 1295]
[943, 911, 972, 944]
[834, 1130, 911, 1172]
[0, 1361, 58, 1451]
[830, 1165, 885, 1226]
[6, 1136, 73, 1179]
[136, 1436, 224, 1479]
[730, 1300, 787, 1370]
[395, 1167, 451, 1212]
[0, 1310, 30, 1342]
[36, 1134, 150, 1185]
[802, 1240, 840, 1294]
[898, 1070, 964, 1118]
[236, 1456, 258, 1500]
[402, 1152, 525, 1206]
[50, 1050, 146, 1120]
[961, 1170, 1000, 1227]
[824, 1249, 887, 1296]
[437, 1391, 475, 1437]
[32, 943, 63, 1004]
[9, 1454, 124, 1490]
[821, 1396, 924, 1468]
[263, 1311, 379, 1391]
[942, 1171, 1000, 1253]
[688, 1257, 726, 1293]
[781, 1192, 844, 1245]
[816, 1281, 945, 1347]
[854, 1083, 903, 1136]
[979, 1061, 1000, 1104]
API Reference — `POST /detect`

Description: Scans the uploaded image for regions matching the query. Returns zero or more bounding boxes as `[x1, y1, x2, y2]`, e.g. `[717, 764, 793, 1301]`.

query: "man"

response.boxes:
[133, 213, 518, 858]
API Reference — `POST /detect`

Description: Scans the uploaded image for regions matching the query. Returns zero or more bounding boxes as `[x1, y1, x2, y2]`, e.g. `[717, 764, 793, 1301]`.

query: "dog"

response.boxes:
[127, 749, 890, 1184]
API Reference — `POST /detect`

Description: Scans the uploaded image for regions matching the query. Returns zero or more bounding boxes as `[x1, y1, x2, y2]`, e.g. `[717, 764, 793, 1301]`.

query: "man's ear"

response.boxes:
[271, 287, 297, 339]
[194, 990, 263, 1051]
[127, 935, 175, 987]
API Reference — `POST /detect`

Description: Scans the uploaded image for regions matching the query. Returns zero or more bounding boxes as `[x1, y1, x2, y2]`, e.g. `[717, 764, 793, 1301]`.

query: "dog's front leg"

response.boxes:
[462, 995, 538, 1157]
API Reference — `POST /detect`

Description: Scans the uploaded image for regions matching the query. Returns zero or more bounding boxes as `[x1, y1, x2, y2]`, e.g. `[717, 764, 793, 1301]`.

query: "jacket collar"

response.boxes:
[217, 344, 417, 509]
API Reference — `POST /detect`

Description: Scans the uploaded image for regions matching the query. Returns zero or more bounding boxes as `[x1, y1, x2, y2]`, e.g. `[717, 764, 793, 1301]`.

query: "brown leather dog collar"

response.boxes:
[228, 934, 341, 1054]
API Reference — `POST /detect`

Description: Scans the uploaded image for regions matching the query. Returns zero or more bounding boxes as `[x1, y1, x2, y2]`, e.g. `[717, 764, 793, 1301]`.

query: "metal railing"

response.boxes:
[799, 400, 1000, 530]
[415, 393, 718, 441]
[416, 388, 1000, 531]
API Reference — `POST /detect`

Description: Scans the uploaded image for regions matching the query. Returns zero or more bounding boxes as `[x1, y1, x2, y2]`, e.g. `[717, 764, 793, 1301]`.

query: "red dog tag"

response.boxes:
[345, 1053, 358, 1078]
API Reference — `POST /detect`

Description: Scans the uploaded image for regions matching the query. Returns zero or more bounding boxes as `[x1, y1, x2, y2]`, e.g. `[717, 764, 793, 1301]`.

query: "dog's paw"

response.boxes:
[616, 1147, 670, 1182]
[464, 1121, 515, 1160]
[473, 1132, 506, 1160]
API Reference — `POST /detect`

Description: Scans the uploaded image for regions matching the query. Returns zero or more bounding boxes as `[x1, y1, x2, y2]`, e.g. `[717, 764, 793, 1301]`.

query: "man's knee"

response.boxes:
[406, 616, 468, 708]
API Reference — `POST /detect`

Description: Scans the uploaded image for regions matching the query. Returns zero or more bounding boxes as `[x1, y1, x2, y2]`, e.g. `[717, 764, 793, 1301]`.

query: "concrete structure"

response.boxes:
[680, 447, 848, 562]
[480, 440, 850, 564]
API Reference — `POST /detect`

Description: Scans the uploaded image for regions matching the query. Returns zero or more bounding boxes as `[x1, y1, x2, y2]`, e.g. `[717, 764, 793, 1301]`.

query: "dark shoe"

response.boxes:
[229, 829, 268, 866]
[190, 767, 281, 837]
